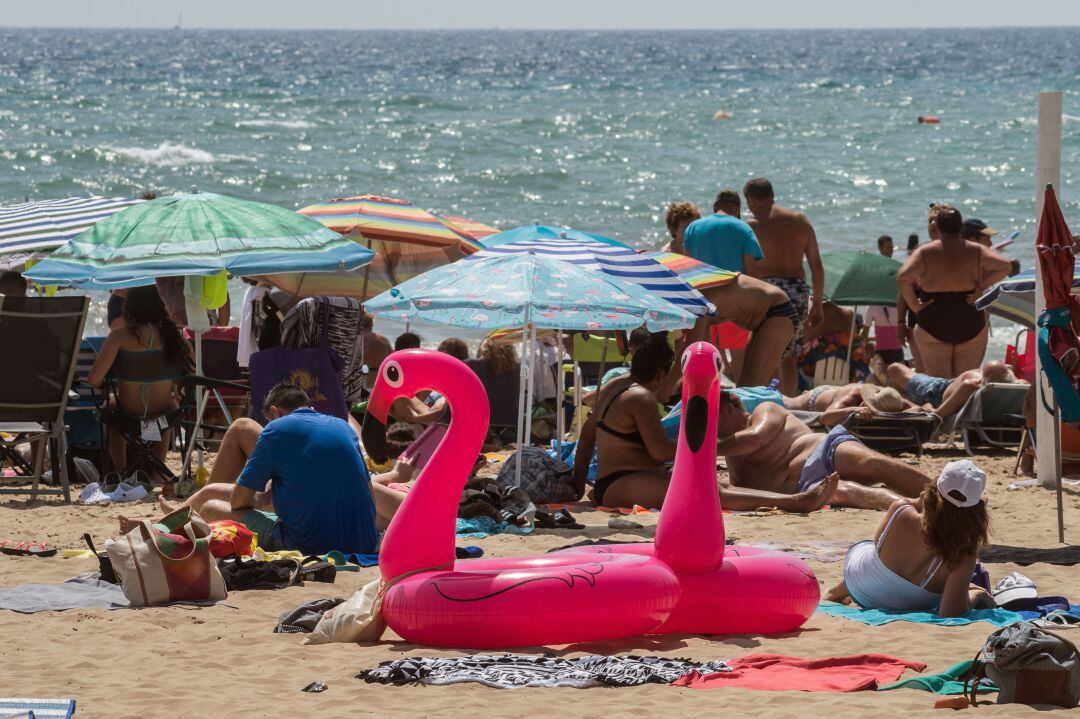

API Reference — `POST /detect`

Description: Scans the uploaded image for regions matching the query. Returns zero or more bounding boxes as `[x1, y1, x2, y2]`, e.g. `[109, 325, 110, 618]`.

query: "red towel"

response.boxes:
[673, 653, 926, 693]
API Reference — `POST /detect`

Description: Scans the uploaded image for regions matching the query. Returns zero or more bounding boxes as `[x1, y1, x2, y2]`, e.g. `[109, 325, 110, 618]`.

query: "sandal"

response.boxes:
[0, 541, 57, 558]
[298, 556, 337, 584]
[535, 508, 585, 530]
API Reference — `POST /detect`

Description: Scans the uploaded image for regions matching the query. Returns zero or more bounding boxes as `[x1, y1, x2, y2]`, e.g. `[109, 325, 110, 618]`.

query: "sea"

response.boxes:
[1, 27, 1078, 351]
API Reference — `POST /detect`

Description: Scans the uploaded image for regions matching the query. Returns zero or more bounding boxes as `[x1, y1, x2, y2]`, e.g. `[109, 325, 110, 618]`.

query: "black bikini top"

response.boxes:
[596, 382, 646, 446]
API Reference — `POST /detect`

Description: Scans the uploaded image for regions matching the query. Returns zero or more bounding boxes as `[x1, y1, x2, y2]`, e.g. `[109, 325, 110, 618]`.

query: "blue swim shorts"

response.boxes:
[797, 424, 861, 493]
[906, 372, 951, 407]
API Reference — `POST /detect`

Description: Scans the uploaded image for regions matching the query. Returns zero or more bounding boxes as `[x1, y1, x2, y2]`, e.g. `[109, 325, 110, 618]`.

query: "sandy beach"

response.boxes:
[1, 446, 1076, 718]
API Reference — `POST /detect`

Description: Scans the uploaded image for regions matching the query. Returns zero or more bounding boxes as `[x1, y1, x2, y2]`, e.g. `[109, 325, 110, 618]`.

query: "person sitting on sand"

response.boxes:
[691, 273, 800, 387]
[121, 383, 402, 555]
[576, 334, 838, 512]
[716, 392, 932, 510]
[825, 460, 995, 616]
[885, 360, 1020, 419]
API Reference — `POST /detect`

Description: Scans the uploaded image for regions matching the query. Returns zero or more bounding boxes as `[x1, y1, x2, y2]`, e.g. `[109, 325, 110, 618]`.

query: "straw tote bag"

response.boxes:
[105, 507, 227, 607]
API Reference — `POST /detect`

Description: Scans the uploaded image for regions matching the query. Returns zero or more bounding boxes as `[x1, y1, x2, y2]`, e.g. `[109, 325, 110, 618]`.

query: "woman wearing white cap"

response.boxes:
[825, 459, 995, 617]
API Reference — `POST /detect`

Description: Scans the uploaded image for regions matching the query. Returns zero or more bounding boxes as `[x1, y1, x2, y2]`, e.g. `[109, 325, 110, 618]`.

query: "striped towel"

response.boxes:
[0, 698, 75, 719]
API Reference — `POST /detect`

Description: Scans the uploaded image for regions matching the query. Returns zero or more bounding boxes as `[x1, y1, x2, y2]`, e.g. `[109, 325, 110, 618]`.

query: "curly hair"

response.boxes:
[919, 484, 990, 569]
[480, 339, 517, 375]
[665, 202, 702, 237]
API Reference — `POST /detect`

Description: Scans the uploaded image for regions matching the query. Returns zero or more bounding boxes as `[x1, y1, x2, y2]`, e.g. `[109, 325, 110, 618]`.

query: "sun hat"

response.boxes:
[937, 459, 987, 508]
[992, 572, 1038, 606]
[861, 384, 905, 413]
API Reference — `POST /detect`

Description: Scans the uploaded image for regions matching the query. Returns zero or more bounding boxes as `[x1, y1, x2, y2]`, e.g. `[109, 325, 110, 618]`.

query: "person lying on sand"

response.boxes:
[786, 383, 924, 427]
[690, 274, 799, 388]
[716, 392, 931, 510]
[885, 359, 1021, 419]
[119, 382, 408, 555]
[574, 333, 838, 511]
[825, 460, 995, 616]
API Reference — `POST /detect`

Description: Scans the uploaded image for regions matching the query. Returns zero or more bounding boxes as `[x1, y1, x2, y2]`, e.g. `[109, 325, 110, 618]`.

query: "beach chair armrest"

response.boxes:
[183, 375, 249, 393]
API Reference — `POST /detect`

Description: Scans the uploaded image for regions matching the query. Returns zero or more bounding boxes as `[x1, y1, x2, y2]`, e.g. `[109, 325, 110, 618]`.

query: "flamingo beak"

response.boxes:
[361, 385, 392, 465]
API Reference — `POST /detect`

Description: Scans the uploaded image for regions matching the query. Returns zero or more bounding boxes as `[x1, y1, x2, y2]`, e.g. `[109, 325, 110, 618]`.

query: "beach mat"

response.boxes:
[0, 698, 75, 719]
[979, 544, 1080, 566]
[818, 601, 1023, 627]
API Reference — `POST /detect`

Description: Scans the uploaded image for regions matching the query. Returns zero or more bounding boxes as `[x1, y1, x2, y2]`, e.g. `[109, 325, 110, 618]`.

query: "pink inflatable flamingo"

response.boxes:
[362, 350, 679, 648]
[557, 342, 821, 635]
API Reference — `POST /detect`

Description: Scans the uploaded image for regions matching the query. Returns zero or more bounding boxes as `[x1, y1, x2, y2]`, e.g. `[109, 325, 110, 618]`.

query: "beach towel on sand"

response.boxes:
[673, 653, 925, 692]
[818, 601, 1024, 627]
[0, 697, 75, 719]
[879, 660, 998, 695]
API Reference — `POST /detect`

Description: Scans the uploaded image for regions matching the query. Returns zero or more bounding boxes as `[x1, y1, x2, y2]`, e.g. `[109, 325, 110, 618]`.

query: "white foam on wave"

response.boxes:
[235, 119, 315, 129]
[101, 141, 217, 166]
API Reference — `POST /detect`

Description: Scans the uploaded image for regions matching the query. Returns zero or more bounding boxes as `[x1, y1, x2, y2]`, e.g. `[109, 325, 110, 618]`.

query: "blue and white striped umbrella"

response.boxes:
[977, 267, 1080, 328]
[465, 234, 715, 316]
[0, 196, 142, 268]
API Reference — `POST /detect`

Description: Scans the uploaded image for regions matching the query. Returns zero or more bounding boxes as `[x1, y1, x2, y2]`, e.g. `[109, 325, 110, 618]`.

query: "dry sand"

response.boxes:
[2, 446, 1079, 718]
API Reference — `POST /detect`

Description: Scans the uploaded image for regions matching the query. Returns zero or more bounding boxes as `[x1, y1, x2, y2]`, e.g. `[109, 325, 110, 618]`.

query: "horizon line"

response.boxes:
[1, 24, 1077, 32]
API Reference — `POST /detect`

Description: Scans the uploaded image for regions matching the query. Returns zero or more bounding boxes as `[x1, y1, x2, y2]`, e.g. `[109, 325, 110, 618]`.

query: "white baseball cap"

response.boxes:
[937, 460, 987, 508]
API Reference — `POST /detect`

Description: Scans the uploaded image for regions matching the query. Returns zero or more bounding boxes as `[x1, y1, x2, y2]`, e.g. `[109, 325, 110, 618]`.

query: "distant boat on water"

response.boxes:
[174, 12, 182, 30]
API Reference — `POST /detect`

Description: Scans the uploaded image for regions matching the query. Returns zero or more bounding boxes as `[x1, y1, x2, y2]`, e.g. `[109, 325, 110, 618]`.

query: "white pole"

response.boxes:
[845, 306, 857, 383]
[556, 329, 565, 456]
[1036, 91, 1063, 492]
[195, 330, 205, 478]
[523, 321, 538, 446]
[514, 308, 531, 486]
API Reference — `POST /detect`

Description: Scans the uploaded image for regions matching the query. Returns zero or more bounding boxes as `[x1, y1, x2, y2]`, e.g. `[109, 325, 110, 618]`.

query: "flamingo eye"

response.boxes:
[384, 360, 403, 388]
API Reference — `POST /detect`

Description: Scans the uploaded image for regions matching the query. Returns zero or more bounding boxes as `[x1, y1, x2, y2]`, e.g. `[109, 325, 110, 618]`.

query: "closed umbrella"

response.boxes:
[365, 251, 695, 483]
[0, 196, 142, 270]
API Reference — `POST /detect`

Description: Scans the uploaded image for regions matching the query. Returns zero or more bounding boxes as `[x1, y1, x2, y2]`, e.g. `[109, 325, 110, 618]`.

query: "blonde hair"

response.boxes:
[665, 202, 702, 237]
[981, 361, 1017, 386]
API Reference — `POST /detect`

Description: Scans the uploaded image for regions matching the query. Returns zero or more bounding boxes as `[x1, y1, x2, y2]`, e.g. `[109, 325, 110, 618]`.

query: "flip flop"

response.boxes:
[0, 541, 57, 558]
[535, 508, 585, 530]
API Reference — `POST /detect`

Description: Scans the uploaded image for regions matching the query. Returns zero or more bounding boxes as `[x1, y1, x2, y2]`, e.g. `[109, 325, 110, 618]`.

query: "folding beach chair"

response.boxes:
[0, 294, 88, 502]
[842, 411, 942, 457]
[948, 383, 1029, 455]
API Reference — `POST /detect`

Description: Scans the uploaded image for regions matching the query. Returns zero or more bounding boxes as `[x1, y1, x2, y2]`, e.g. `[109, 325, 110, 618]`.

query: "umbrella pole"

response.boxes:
[1056, 393, 1066, 543]
[515, 309, 531, 486]
[524, 321, 537, 447]
[845, 307, 857, 383]
[556, 329, 565, 457]
[596, 334, 609, 393]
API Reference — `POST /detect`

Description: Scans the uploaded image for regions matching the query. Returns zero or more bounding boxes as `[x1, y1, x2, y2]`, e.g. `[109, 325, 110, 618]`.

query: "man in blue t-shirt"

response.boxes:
[676, 189, 763, 274]
[135, 382, 402, 555]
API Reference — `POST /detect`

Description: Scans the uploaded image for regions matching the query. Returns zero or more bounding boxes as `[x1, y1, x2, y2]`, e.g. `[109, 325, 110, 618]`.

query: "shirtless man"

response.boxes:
[716, 393, 931, 510]
[361, 313, 392, 389]
[691, 274, 798, 387]
[786, 383, 920, 425]
[743, 178, 825, 394]
[897, 206, 1012, 377]
[886, 359, 1020, 419]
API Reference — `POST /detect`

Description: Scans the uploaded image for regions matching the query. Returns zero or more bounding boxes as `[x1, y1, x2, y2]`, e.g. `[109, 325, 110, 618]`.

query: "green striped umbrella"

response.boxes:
[25, 191, 373, 289]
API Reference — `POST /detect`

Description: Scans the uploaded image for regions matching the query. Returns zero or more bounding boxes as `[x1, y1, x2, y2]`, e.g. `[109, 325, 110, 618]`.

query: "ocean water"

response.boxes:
[1, 27, 1078, 348]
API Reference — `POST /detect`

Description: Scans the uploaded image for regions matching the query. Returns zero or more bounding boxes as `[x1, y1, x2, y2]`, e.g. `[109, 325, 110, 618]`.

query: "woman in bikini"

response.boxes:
[87, 285, 193, 478]
[579, 334, 836, 511]
[825, 459, 994, 616]
[897, 206, 1012, 378]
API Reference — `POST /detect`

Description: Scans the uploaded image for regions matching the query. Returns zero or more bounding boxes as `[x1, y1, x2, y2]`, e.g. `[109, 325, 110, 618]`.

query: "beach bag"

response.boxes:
[249, 298, 348, 424]
[495, 446, 577, 504]
[104, 506, 227, 607]
[966, 621, 1080, 707]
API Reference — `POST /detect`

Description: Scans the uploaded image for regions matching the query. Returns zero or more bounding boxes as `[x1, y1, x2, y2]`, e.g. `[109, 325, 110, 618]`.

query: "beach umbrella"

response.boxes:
[644, 251, 739, 291]
[0, 196, 142, 270]
[24, 191, 371, 288]
[365, 251, 696, 482]
[976, 268, 1080, 328]
[465, 235, 715, 316]
[292, 195, 497, 299]
[471, 223, 629, 251]
[811, 250, 901, 307]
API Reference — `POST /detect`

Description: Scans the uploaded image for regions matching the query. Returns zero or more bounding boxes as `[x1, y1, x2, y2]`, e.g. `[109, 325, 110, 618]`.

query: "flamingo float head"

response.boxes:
[362, 349, 491, 579]
[654, 340, 726, 574]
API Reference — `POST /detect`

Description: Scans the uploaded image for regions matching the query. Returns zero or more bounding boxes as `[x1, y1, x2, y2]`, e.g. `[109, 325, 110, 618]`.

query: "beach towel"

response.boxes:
[0, 698, 75, 719]
[818, 601, 1024, 627]
[673, 653, 925, 692]
[358, 654, 730, 689]
[455, 517, 534, 539]
[979, 544, 1080, 567]
[0, 575, 128, 613]
[879, 660, 998, 695]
